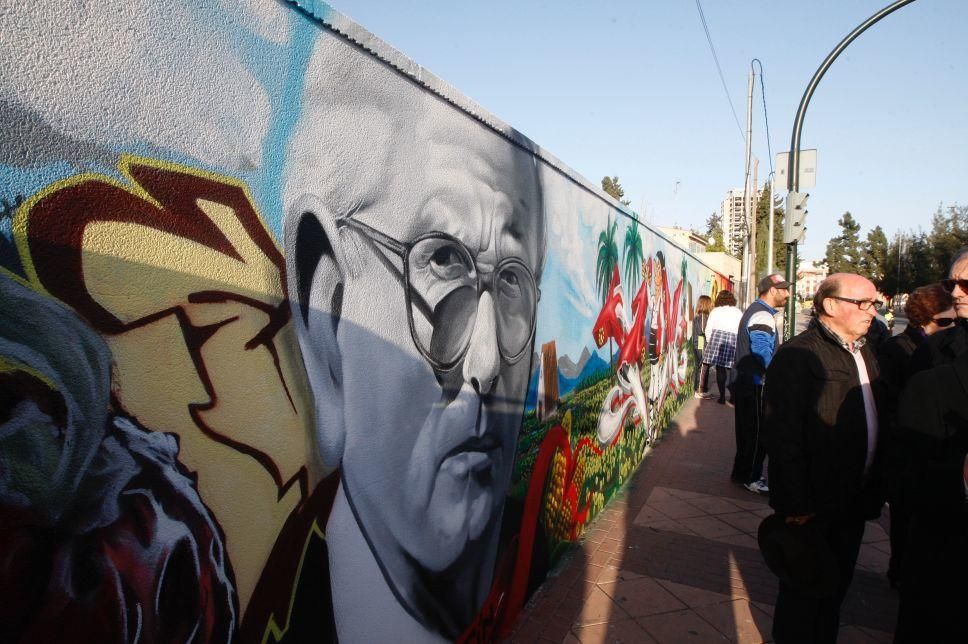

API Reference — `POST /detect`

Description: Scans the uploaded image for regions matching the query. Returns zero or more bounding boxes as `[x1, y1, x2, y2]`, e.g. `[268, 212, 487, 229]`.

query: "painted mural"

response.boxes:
[0, 1, 729, 642]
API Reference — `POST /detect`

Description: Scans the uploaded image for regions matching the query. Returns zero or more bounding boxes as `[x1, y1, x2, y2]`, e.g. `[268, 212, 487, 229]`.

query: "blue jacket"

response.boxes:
[735, 298, 778, 388]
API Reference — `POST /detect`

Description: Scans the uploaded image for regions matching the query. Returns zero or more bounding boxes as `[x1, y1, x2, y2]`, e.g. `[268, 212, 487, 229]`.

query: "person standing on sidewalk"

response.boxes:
[732, 274, 790, 493]
[692, 294, 713, 398]
[701, 290, 743, 404]
[763, 273, 885, 644]
[892, 348, 968, 642]
[875, 283, 954, 588]
[909, 247, 968, 375]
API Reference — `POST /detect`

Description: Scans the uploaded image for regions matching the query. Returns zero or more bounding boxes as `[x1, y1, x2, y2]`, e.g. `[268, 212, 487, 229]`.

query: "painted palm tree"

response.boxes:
[623, 222, 644, 295]
[596, 216, 621, 374]
[596, 216, 620, 304]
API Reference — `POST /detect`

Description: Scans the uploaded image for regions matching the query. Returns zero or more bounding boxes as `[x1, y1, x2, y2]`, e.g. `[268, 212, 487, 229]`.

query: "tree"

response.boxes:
[601, 176, 631, 206]
[929, 203, 968, 274]
[861, 225, 888, 285]
[753, 181, 787, 275]
[596, 216, 620, 303]
[623, 222, 644, 294]
[906, 231, 938, 290]
[823, 212, 863, 274]
[879, 202, 967, 298]
[703, 212, 726, 252]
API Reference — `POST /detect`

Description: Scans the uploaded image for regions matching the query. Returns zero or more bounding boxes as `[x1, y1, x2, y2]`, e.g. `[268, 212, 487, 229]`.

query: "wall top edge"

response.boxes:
[283, 0, 725, 279]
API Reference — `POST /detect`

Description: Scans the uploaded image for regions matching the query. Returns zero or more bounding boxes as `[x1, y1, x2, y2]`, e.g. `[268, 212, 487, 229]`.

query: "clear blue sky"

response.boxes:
[329, 0, 967, 262]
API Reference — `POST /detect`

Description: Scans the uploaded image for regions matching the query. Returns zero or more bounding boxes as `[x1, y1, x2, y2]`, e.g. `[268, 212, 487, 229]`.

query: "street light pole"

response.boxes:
[784, 0, 918, 339]
[895, 233, 905, 307]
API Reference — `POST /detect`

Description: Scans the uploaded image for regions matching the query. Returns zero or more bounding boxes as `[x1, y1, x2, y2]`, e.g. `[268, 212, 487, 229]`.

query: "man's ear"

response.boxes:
[284, 194, 347, 467]
[821, 297, 836, 318]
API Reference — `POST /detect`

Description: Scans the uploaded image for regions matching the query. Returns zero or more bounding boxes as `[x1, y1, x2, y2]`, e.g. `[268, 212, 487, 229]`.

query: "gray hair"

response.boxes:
[949, 247, 968, 276]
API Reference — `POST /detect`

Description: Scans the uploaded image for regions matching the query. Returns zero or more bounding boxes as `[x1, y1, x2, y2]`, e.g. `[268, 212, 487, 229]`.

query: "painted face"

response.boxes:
[328, 102, 542, 604]
[949, 258, 968, 319]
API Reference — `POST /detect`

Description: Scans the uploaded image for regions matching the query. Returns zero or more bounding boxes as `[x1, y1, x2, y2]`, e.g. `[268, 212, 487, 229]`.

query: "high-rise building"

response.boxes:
[720, 188, 746, 256]
[719, 186, 763, 257]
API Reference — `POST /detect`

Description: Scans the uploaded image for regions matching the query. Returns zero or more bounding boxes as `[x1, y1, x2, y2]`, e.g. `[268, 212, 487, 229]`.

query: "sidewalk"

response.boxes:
[510, 398, 897, 643]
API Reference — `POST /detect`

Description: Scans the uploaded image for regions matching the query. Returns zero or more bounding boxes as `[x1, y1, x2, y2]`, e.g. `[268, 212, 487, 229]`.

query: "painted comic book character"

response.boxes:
[592, 263, 650, 446]
[0, 272, 237, 643]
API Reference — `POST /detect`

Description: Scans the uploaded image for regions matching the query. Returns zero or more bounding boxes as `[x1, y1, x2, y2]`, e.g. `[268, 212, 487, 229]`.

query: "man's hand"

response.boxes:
[785, 514, 815, 526]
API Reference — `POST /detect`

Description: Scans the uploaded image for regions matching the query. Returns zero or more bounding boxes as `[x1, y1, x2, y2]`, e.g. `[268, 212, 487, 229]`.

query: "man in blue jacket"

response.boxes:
[733, 273, 790, 493]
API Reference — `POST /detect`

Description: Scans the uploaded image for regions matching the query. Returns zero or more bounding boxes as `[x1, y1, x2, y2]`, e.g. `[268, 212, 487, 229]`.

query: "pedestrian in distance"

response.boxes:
[701, 290, 742, 405]
[692, 294, 713, 399]
[762, 273, 886, 644]
[733, 273, 790, 494]
[875, 283, 954, 588]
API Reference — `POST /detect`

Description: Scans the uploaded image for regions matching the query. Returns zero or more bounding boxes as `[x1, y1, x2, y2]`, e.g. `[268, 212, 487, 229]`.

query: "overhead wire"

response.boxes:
[694, 0, 745, 143]
[752, 59, 775, 177]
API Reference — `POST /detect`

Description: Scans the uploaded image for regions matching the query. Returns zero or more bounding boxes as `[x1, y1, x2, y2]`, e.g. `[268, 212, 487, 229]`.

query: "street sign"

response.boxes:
[776, 149, 817, 190]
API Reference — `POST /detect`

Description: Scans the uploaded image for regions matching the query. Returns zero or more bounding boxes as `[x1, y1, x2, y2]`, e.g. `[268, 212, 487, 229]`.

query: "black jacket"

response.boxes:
[763, 321, 885, 520]
[894, 349, 968, 642]
[876, 324, 922, 413]
[907, 317, 968, 377]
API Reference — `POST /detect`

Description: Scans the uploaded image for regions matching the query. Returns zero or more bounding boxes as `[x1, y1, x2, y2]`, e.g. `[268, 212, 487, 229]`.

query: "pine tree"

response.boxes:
[823, 212, 863, 274]
[601, 176, 631, 206]
[929, 203, 968, 275]
[753, 181, 787, 275]
[861, 226, 888, 284]
[704, 212, 726, 252]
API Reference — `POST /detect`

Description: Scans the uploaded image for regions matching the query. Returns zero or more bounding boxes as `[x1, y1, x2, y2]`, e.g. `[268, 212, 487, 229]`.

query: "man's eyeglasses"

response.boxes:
[828, 295, 883, 311]
[337, 215, 538, 371]
[932, 317, 957, 328]
[940, 278, 968, 294]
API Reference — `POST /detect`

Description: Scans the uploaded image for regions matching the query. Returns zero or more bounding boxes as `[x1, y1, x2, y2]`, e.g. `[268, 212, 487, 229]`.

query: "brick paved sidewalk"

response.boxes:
[510, 398, 897, 643]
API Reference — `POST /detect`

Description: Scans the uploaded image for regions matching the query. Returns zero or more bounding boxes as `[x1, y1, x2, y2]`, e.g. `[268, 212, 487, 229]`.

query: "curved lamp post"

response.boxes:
[784, 0, 918, 339]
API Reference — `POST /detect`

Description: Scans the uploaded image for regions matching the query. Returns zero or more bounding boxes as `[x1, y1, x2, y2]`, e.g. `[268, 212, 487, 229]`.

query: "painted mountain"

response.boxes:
[525, 346, 610, 409]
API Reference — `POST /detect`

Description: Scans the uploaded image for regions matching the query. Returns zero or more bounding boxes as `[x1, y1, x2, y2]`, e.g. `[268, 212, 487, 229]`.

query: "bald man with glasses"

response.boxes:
[762, 273, 886, 644]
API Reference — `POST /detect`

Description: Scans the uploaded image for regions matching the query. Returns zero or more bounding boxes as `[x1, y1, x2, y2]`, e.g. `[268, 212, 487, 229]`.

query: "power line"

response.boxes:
[694, 0, 745, 143]
[752, 59, 775, 177]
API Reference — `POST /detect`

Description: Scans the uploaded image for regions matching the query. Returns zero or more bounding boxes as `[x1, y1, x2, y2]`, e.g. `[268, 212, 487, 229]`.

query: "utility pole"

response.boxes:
[784, 0, 918, 339]
[766, 172, 775, 273]
[742, 67, 755, 306]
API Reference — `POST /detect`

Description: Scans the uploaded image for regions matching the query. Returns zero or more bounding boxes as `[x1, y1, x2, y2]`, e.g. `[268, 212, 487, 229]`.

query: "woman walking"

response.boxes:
[701, 290, 742, 405]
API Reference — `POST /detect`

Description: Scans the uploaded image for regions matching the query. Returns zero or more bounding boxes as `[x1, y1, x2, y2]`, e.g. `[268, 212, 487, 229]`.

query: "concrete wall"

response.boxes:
[0, 1, 729, 641]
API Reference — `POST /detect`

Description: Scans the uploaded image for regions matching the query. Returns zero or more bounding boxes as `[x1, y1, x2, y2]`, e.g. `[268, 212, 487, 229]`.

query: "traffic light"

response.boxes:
[784, 191, 809, 244]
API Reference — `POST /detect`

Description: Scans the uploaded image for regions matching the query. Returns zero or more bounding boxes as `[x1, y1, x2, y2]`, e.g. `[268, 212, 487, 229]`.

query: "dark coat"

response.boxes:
[893, 350, 968, 642]
[864, 316, 892, 353]
[763, 321, 885, 520]
[907, 317, 968, 377]
[875, 324, 921, 406]
[876, 325, 923, 483]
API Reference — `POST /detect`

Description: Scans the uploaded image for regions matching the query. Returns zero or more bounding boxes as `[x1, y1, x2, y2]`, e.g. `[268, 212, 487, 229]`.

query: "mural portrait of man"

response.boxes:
[282, 38, 546, 642]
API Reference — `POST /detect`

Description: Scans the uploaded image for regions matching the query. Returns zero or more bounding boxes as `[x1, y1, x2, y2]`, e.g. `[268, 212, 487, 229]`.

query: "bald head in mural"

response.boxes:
[283, 39, 545, 641]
